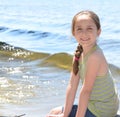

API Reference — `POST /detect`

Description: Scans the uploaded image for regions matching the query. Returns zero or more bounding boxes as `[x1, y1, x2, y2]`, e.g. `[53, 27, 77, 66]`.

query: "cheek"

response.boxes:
[90, 32, 98, 38]
[74, 36, 81, 43]
[94, 33, 99, 38]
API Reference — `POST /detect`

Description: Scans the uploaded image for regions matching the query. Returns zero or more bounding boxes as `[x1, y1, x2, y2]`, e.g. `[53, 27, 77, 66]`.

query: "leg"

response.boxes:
[63, 105, 96, 117]
[61, 105, 78, 117]
[85, 109, 96, 117]
[68, 105, 78, 117]
[115, 115, 120, 117]
[48, 105, 96, 117]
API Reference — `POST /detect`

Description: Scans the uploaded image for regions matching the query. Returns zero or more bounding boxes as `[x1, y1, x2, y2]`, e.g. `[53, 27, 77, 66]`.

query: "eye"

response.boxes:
[76, 28, 82, 31]
[87, 27, 93, 31]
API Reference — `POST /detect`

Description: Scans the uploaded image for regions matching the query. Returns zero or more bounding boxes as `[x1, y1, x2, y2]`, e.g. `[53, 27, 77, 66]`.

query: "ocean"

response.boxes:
[0, 0, 120, 116]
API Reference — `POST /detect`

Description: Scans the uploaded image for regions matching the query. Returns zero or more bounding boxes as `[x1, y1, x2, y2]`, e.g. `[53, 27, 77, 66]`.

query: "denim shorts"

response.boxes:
[62, 105, 96, 117]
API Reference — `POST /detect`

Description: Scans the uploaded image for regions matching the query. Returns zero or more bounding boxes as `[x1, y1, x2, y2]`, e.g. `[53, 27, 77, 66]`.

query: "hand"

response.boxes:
[46, 113, 64, 117]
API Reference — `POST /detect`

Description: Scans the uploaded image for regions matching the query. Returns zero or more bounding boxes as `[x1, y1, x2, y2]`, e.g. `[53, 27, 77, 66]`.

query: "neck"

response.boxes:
[82, 43, 97, 55]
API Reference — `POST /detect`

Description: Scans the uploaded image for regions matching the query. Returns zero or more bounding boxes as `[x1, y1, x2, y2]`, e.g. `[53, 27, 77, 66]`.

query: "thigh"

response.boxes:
[68, 105, 96, 117]
[68, 105, 78, 117]
[85, 109, 96, 117]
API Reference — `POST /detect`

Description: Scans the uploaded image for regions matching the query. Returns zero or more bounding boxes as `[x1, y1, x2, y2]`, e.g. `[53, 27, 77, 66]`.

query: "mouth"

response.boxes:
[81, 38, 90, 41]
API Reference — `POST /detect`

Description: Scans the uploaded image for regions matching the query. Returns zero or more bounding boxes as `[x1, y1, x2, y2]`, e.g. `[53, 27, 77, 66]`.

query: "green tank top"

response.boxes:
[79, 45, 119, 117]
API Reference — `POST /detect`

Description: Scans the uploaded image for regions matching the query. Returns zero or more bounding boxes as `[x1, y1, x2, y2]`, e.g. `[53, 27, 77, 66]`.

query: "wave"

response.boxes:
[1, 41, 120, 74]
[0, 41, 50, 60]
[41, 52, 73, 71]
[0, 26, 58, 38]
[0, 41, 72, 70]
[0, 26, 9, 32]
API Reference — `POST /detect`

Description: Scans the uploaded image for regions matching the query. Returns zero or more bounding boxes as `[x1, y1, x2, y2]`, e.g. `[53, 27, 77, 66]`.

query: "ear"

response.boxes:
[97, 29, 101, 36]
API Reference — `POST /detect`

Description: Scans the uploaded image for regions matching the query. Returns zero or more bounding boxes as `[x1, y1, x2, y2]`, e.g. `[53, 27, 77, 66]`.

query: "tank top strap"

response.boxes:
[79, 44, 100, 81]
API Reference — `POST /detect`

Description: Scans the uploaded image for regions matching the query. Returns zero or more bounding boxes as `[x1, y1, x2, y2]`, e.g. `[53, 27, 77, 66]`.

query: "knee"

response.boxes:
[49, 106, 62, 114]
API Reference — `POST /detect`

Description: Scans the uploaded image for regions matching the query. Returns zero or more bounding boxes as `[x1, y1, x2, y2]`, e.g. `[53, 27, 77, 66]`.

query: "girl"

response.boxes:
[46, 10, 119, 117]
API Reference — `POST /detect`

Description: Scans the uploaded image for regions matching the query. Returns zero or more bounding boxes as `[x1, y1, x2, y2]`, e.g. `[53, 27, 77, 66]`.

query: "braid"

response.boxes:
[72, 44, 83, 75]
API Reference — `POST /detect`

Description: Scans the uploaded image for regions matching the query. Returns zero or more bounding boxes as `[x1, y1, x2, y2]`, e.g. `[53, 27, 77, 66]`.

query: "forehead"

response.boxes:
[75, 14, 95, 25]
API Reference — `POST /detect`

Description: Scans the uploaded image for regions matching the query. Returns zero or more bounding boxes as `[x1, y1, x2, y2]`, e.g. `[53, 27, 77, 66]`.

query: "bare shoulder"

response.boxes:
[87, 48, 108, 75]
[88, 49, 104, 62]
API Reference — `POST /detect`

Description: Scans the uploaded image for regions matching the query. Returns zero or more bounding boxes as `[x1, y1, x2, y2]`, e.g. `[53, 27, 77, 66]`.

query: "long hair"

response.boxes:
[72, 44, 83, 75]
[72, 10, 101, 75]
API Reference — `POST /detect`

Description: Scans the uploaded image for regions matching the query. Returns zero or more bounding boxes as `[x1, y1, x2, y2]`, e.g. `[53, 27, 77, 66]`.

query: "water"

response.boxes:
[0, 0, 120, 116]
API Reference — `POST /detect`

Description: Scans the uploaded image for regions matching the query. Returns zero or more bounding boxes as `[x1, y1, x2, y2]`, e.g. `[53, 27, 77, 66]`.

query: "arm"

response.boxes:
[63, 71, 80, 117]
[75, 53, 101, 117]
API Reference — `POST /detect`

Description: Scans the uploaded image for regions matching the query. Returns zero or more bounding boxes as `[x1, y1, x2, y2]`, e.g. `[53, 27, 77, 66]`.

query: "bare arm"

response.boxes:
[63, 71, 80, 117]
[75, 53, 101, 117]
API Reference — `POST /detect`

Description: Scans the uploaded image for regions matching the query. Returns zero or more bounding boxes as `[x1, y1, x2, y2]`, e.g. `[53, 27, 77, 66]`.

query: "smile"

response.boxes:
[80, 38, 90, 41]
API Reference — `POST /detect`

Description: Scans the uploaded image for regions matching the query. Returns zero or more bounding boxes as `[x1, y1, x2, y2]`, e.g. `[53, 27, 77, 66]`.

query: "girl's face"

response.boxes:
[73, 14, 101, 47]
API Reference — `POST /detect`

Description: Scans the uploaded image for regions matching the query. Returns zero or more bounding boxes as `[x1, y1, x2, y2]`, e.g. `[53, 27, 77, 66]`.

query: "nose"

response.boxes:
[81, 30, 88, 37]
